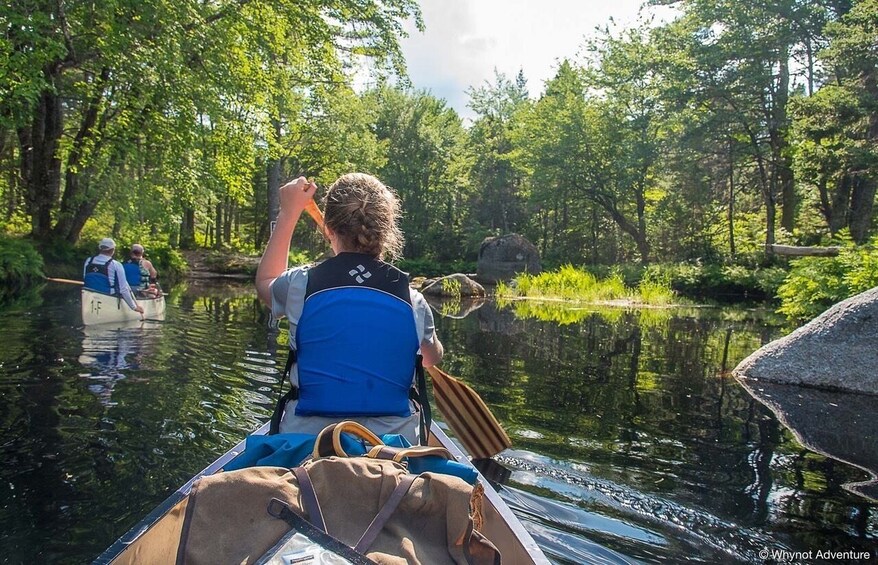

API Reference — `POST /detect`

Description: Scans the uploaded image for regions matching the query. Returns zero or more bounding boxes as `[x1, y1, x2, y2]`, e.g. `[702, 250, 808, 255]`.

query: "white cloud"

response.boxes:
[399, 0, 675, 121]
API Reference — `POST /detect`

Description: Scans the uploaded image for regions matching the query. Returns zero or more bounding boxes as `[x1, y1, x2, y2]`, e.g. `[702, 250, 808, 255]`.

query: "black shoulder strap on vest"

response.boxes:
[413, 355, 432, 446]
[268, 348, 299, 435]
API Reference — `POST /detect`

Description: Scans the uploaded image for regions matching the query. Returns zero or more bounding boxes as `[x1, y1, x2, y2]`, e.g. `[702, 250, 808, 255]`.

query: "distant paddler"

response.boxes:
[122, 243, 162, 298]
[83, 238, 144, 316]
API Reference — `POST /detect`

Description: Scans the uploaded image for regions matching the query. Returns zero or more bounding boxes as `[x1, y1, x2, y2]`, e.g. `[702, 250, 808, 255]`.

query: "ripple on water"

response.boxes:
[496, 450, 788, 563]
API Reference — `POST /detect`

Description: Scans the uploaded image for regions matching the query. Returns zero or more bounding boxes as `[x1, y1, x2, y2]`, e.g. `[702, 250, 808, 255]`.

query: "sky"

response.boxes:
[397, 0, 676, 121]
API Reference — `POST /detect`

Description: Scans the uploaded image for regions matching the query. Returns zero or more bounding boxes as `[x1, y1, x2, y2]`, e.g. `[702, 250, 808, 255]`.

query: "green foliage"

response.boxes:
[498, 265, 675, 305]
[141, 244, 187, 281]
[778, 238, 878, 321]
[644, 263, 788, 302]
[0, 235, 44, 286]
[440, 277, 462, 301]
[396, 259, 476, 278]
[3, 0, 877, 311]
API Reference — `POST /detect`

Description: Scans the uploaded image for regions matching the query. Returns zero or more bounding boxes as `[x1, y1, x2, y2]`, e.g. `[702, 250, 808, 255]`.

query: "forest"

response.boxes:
[1, 0, 877, 317]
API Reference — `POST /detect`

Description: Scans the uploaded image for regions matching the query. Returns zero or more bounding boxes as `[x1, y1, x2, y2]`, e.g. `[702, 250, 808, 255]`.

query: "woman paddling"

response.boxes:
[256, 174, 443, 444]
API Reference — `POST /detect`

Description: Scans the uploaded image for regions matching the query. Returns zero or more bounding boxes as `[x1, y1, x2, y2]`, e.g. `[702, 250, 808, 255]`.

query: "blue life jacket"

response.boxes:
[122, 258, 147, 288]
[84, 256, 119, 295]
[294, 253, 419, 417]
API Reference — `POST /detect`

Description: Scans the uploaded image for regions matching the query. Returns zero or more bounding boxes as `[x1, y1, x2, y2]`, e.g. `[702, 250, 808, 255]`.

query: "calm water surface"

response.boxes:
[0, 282, 875, 563]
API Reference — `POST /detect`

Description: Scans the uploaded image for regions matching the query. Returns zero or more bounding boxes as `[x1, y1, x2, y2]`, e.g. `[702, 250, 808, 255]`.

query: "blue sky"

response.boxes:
[398, 0, 677, 121]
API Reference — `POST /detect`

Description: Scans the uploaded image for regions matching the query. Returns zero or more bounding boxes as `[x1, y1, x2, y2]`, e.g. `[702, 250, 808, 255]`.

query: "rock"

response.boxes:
[423, 295, 486, 319]
[733, 286, 878, 394]
[738, 379, 878, 501]
[421, 273, 486, 298]
[476, 234, 541, 283]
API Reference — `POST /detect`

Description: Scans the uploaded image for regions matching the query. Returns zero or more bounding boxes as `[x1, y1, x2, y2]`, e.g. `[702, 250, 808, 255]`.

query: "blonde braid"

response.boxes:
[323, 173, 404, 261]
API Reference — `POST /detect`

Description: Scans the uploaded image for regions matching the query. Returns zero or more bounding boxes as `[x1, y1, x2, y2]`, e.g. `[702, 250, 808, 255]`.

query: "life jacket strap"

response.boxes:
[411, 355, 432, 446]
[269, 348, 299, 435]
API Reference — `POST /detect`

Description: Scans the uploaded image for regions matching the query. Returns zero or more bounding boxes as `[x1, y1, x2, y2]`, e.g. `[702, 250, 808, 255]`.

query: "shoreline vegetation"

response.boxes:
[3, 233, 878, 323]
[496, 265, 678, 308]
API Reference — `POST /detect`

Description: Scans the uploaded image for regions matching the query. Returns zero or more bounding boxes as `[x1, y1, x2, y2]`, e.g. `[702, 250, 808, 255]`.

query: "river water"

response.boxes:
[0, 282, 875, 563]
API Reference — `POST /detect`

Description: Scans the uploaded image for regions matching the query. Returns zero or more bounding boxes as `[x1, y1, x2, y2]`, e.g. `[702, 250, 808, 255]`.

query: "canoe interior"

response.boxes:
[94, 422, 547, 565]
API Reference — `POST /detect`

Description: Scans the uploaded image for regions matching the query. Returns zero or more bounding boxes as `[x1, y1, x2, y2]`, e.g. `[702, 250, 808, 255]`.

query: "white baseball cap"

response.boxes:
[131, 244, 145, 254]
[99, 238, 116, 250]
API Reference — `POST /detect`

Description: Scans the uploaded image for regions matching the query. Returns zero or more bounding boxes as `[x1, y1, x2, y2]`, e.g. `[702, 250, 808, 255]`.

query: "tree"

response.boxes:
[792, 0, 878, 243]
[369, 86, 469, 260]
[466, 70, 530, 237]
[665, 0, 829, 248]
[2, 0, 421, 244]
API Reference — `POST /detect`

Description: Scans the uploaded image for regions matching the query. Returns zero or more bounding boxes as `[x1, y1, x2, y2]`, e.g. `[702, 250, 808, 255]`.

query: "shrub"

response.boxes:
[777, 239, 878, 321]
[0, 235, 44, 286]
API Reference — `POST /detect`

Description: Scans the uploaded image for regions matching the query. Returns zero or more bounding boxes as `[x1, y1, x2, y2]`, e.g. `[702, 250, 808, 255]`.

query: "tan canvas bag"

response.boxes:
[176, 426, 501, 564]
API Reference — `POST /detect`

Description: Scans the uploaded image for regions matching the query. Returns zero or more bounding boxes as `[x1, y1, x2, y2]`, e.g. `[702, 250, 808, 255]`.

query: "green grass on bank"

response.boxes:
[496, 265, 677, 306]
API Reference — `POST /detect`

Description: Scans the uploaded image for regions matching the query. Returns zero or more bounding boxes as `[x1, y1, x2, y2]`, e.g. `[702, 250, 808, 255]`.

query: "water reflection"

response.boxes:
[78, 321, 164, 406]
[432, 299, 877, 561]
[738, 379, 878, 502]
[0, 285, 875, 563]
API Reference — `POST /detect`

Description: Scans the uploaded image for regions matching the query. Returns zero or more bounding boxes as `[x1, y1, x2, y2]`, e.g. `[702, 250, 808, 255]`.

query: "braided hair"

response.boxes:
[323, 173, 404, 261]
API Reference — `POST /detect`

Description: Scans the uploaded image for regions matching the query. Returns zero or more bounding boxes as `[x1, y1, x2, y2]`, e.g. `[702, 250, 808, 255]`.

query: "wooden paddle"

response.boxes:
[46, 277, 84, 285]
[304, 196, 511, 459]
[426, 365, 512, 459]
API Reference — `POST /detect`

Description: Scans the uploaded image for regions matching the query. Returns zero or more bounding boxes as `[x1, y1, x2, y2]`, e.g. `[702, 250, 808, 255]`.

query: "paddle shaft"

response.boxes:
[46, 277, 84, 285]
[303, 194, 511, 458]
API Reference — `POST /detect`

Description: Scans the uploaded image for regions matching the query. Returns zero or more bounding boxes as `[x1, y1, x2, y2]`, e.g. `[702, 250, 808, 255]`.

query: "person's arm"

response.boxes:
[113, 261, 143, 313]
[421, 336, 444, 368]
[256, 177, 318, 306]
[143, 259, 158, 281]
[416, 294, 444, 367]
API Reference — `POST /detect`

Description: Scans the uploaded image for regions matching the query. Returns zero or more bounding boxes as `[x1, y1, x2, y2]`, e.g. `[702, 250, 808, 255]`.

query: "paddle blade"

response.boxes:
[426, 366, 512, 459]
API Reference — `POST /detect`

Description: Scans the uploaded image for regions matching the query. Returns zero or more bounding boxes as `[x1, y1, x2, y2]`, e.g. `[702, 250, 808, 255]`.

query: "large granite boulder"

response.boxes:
[421, 273, 486, 298]
[734, 286, 878, 394]
[476, 234, 541, 283]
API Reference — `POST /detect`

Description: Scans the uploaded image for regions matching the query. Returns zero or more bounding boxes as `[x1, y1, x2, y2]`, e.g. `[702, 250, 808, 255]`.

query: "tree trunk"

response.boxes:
[53, 68, 110, 243]
[214, 200, 223, 249]
[728, 136, 736, 257]
[180, 207, 196, 249]
[775, 55, 797, 233]
[267, 119, 283, 230]
[224, 197, 233, 244]
[829, 174, 852, 235]
[849, 176, 876, 243]
[18, 88, 63, 239]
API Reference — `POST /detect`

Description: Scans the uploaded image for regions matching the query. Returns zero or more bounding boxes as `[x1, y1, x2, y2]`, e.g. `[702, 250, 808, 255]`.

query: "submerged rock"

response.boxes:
[734, 286, 878, 395]
[476, 234, 541, 283]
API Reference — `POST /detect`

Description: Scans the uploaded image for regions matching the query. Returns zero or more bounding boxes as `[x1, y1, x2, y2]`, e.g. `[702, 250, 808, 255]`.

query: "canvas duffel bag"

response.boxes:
[176, 423, 501, 565]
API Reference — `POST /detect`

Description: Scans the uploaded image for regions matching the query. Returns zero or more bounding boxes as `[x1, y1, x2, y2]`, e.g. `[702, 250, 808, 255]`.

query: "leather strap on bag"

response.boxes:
[313, 421, 454, 463]
[266, 498, 378, 565]
[366, 444, 452, 463]
[354, 474, 417, 554]
[292, 467, 326, 533]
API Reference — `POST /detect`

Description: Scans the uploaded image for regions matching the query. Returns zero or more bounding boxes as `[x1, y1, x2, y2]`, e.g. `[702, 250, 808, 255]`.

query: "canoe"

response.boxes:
[93, 422, 549, 564]
[82, 288, 166, 325]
